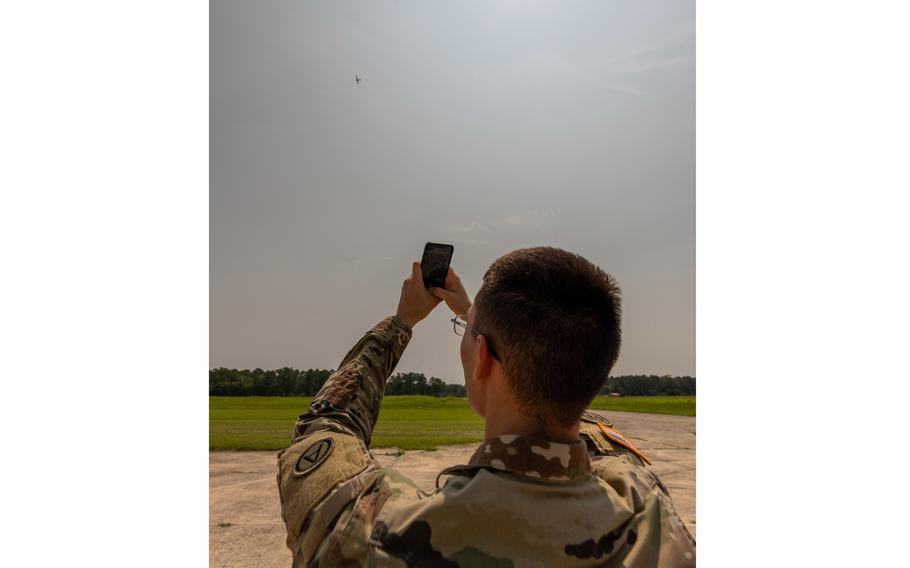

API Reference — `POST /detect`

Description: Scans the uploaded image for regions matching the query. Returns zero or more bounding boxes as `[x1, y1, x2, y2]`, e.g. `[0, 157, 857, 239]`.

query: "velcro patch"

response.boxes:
[596, 423, 652, 465]
[277, 430, 370, 558]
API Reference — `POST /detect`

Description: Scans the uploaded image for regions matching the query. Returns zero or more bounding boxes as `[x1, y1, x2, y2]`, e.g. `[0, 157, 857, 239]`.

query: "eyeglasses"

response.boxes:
[451, 315, 500, 361]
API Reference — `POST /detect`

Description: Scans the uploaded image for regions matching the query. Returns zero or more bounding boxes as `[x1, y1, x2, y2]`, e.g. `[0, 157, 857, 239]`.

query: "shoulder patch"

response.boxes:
[294, 438, 335, 476]
[597, 423, 652, 465]
[580, 410, 613, 427]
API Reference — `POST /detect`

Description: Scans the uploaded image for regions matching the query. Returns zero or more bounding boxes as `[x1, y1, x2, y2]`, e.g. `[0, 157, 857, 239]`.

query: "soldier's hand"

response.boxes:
[429, 267, 472, 317]
[395, 262, 442, 328]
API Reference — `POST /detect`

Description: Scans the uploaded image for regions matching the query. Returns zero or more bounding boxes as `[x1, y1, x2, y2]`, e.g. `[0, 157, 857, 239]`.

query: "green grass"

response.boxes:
[210, 395, 694, 451]
[588, 396, 696, 417]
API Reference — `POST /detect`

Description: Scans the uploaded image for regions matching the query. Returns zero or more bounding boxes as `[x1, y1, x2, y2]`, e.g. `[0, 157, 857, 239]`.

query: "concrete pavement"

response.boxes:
[209, 410, 695, 567]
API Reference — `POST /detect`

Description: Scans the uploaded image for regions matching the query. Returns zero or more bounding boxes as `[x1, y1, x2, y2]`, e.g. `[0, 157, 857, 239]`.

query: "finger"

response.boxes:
[429, 287, 454, 300]
[446, 267, 461, 287]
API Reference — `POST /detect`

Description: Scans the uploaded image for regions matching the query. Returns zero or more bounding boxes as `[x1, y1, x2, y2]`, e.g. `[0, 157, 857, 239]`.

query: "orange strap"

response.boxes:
[597, 422, 652, 465]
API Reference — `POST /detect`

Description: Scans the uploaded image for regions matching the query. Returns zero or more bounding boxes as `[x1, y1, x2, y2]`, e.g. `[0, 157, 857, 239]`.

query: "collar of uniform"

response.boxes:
[465, 434, 591, 483]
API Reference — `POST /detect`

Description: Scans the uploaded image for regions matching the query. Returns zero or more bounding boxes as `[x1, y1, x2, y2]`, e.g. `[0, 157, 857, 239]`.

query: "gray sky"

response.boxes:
[211, 0, 694, 381]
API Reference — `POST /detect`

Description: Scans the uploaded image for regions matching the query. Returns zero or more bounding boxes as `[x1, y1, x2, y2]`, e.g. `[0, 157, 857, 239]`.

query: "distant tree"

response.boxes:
[275, 367, 297, 396]
[415, 374, 428, 395]
[443, 383, 466, 397]
[428, 377, 446, 397]
[252, 370, 276, 395]
[386, 374, 405, 395]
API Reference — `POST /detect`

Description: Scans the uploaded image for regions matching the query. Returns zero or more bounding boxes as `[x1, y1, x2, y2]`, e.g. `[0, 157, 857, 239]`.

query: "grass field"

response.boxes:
[210, 395, 694, 451]
[588, 395, 696, 416]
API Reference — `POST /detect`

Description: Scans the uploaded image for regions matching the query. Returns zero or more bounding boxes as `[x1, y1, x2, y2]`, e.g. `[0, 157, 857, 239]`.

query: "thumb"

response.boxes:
[411, 261, 422, 280]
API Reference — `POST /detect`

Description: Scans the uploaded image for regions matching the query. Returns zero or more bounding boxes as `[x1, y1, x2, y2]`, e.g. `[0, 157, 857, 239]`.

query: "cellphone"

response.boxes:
[420, 242, 454, 289]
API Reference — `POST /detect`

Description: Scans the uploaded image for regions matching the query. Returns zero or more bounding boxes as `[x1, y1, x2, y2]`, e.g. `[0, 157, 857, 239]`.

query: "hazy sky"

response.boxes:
[211, 0, 695, 382]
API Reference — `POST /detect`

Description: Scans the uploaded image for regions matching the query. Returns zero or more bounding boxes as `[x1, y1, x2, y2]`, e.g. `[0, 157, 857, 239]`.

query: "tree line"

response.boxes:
[208, 367, 467, 397]
[210, 368, 694, 397]
[600, 375, 696, 396]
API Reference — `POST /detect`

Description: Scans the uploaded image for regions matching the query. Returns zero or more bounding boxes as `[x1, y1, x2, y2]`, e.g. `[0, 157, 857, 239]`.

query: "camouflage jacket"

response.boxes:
[277, 316, 695, 567]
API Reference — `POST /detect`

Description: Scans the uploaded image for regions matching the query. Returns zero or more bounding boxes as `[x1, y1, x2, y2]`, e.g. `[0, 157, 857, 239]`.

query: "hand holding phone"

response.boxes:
[428, 268, 472, 316]
[396, 261, 443, 328]
[395, 243, 457, 328]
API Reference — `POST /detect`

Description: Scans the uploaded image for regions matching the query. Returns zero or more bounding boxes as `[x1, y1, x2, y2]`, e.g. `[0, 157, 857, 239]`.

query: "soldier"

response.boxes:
[277, 247, 695, 567]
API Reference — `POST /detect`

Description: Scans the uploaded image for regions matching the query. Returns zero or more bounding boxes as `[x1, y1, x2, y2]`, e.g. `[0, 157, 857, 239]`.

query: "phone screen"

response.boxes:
[420, 242, 454, 289]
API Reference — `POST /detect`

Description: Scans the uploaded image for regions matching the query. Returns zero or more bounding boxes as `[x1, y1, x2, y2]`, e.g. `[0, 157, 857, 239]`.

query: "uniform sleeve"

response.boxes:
[276, 316, 412, 565]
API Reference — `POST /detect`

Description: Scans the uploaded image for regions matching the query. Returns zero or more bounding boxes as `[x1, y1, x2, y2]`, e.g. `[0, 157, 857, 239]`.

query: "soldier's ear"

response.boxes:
[473, 335, 494, 383]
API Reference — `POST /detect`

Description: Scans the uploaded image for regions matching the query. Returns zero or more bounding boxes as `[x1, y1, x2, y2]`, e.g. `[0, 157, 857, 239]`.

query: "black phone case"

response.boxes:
[421, 243, 453, 289]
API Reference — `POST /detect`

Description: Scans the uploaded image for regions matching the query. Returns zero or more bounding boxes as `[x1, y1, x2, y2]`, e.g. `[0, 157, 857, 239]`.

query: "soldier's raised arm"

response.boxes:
[276, 262, 441, 565]
[294, 314, 412, 447]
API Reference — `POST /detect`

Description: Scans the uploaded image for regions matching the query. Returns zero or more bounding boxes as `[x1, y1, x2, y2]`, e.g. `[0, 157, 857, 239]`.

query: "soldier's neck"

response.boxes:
[481, 372, 580, 444]
[484, 408, 580, 445]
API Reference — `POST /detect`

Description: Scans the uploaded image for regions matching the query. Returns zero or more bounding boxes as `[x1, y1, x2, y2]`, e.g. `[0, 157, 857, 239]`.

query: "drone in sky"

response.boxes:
[355, 75, 362, 85]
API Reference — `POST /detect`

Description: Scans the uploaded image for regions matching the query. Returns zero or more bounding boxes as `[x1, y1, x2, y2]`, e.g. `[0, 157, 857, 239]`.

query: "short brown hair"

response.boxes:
[473, 247, 622, 427]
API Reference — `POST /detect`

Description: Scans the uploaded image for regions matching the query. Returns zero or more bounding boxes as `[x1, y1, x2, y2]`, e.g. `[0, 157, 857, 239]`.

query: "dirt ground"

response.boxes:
[210, 410, 695, 567]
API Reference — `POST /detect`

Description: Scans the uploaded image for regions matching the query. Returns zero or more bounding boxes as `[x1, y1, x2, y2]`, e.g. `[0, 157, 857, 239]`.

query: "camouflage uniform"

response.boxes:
[278, 316, 695, 567]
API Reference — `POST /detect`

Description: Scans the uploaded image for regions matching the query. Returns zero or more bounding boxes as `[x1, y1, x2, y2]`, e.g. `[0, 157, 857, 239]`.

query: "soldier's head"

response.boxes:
[460, 247, 622, 428]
